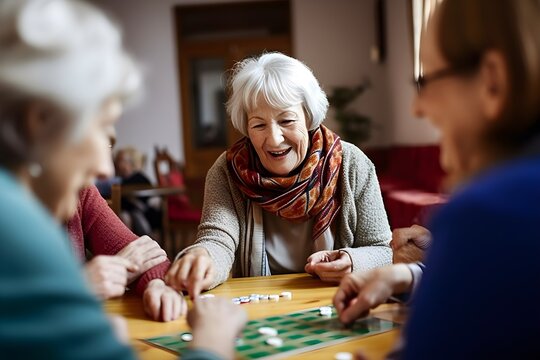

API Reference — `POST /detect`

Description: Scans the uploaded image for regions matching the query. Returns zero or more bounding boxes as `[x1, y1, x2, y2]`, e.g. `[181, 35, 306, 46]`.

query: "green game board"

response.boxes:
[143, 306, 399, 359]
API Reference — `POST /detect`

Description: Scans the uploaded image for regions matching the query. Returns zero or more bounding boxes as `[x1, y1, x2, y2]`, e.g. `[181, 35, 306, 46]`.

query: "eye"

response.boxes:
[250, 123, 265, 129]
[280, 119, 295, 126]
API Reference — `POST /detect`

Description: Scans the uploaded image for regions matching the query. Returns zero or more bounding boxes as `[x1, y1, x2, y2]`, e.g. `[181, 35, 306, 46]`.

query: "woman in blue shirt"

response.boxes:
[0, 0, 143, 358]
[333, 0, 540, 359]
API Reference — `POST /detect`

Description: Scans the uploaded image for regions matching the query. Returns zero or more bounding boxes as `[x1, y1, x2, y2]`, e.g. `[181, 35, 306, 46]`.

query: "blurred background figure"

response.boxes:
[115, 146, 149, 183]
[114, 146, 162, 236]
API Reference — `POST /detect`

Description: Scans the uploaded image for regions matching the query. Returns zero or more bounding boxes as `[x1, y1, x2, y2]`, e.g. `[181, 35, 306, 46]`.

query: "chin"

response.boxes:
[270, 167, 293, 177]
[439, 143, 453, 172]
[55, 197, 78, 222]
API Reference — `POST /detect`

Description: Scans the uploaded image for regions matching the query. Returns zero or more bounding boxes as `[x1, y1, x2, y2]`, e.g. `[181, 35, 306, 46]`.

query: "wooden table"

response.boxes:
[112, 184, 189, 255]
[108, 184, 186, 215]
[105, 273, 405, 360]
[120, 185, 186, 198]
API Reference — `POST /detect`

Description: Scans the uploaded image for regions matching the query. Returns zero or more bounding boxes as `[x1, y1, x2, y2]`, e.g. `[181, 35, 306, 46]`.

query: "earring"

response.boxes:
[28, 162, 42, 178]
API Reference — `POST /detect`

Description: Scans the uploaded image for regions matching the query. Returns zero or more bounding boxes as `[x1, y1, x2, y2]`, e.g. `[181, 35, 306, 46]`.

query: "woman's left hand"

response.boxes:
[117, 236, 168, 284]
[390, 225, 432, 264]
[304, 250, 352, 283]
[142, 279, 187, 322]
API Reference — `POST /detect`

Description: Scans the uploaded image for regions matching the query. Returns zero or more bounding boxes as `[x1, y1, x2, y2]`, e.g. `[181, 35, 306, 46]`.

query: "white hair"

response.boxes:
[0, 0, 141, 142]
[226, 52, 328, 136]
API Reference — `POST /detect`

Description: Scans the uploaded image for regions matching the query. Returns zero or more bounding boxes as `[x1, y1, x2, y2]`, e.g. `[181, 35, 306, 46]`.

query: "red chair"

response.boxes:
[365, 145, 447, 229]
[154, 147, 202, 256]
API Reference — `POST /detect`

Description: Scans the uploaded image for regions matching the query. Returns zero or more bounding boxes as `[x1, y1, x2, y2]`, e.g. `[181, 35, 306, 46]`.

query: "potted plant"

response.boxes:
[328, 79, 371, 144]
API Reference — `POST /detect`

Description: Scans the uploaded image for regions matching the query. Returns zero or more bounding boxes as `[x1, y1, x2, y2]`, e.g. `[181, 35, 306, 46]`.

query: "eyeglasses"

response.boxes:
[414, 64, 478, 94]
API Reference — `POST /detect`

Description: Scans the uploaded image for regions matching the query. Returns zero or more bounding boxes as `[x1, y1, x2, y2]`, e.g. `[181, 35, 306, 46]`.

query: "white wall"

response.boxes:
[93, 0, 439, 180]
[293, 0, 391, 147]
[93, 0, 275, 180]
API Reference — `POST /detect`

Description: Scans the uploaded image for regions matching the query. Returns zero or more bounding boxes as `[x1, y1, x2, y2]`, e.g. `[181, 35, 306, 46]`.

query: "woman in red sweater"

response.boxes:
[67, 185, 185, 322]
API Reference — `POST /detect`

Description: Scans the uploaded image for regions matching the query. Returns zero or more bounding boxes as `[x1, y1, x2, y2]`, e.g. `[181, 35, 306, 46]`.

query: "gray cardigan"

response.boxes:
[179, 141, 392, 288]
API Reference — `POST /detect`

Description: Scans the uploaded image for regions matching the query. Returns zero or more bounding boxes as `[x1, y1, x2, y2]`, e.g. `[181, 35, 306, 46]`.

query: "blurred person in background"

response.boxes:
[114, 146, 162, 236]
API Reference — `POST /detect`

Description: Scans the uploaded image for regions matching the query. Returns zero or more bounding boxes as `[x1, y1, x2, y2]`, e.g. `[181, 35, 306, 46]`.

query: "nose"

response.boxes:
[266, 123, 284, 146]
[95, 145, 115, 179]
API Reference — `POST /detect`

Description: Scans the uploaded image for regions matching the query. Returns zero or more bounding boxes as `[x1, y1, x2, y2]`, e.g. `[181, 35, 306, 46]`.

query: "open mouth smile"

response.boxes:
[268, 148, 292, 158]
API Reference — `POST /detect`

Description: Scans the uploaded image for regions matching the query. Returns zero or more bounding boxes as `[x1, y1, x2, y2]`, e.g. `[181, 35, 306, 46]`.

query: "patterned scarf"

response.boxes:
[226, 125, 343, 240]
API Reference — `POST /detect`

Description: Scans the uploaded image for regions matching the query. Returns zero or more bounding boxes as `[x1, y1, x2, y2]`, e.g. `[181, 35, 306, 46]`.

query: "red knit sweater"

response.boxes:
[66, 185, 170, 295]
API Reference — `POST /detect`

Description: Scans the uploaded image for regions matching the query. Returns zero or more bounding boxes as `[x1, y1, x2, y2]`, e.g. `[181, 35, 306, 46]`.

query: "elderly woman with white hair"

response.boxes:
[0, 0, 174, 358]
[166, 52, 392, 297]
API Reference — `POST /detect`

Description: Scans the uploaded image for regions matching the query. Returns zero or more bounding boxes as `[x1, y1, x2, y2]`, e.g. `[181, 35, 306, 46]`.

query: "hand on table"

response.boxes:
[333, 264, 413, 326]
[85, 255, 138, 300]
[390, 225, 432, 263]
[188, 297, 247, 360]
[164, 247, 215, 299]
[107, 314, 130, 344]
[304, 250, 352, 283]
[117, 235, 168, 283]
[143, 279, 187, 322]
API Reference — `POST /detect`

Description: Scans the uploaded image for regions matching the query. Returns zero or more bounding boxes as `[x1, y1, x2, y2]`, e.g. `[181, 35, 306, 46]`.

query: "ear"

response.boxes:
[23, 101, 66, 146]
[478, 50, 508, 121]
[24, 102, 49, 144]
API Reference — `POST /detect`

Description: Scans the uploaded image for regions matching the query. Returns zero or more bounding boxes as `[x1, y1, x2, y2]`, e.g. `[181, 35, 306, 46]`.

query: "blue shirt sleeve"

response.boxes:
[0, 177, 136, 360]
[182, 348, 224, 360]
[401, 189, 540, 359]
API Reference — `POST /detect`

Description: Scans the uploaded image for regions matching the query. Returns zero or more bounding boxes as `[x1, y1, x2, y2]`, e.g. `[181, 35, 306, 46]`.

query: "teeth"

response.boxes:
[270, 149, 289, 155]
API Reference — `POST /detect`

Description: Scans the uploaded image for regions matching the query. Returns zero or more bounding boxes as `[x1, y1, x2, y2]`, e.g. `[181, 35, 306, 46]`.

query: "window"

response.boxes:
[411, 0, 444, 79]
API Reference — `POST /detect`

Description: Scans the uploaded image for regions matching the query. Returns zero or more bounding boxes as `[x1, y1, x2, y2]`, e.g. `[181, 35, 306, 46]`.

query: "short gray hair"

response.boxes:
[226, 52, 328, 136]
[0, 0, 141, 167]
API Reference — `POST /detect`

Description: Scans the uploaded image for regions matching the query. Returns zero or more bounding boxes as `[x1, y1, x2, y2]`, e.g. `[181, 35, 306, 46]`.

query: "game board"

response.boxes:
[143, 306, 399, 359]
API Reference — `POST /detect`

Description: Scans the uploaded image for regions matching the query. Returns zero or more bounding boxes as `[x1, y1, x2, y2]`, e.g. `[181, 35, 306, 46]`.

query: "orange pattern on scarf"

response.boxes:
[227, 125, 343, 240]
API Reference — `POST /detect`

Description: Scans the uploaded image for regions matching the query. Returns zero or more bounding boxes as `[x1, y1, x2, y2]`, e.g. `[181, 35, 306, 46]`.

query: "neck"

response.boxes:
[11, 166, 32, 189]
[445, 144, 508, 191]
[450, 149, 515, 193]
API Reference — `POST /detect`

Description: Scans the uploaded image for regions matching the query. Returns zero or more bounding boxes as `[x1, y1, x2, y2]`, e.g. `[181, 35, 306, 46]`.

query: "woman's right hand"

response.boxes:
[165, 247, 215, 299]
[333, 264, 413, 326]
[84, 255, 138, 300]
[107, 314, 130, 344]
[188, 297, 247, 360]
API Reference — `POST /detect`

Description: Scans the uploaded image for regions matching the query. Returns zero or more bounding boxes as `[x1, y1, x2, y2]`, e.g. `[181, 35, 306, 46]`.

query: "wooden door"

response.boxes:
[179, 38, 291, 179]
[174, 1, 292, 180]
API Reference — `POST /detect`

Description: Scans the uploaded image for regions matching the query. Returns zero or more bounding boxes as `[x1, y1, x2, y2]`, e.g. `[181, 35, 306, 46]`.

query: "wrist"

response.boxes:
[178, 247, 210, 262]
[189, 247, 210, 257]
[387, 264, 414, 294]
[146, 278, 165, 289]
[191, 327, 235, 359]
[338, 249, 353, 264]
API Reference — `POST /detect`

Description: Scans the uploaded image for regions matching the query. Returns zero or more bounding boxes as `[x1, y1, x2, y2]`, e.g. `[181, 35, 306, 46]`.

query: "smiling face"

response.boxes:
[412, 14, 490, 184]
[32, 100, 120, 221]
[247, 99, 310, 176]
